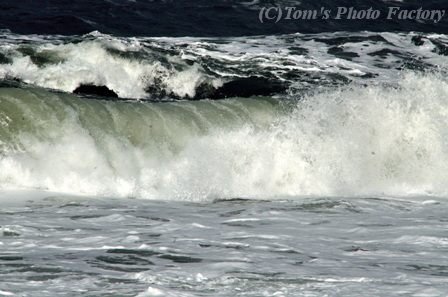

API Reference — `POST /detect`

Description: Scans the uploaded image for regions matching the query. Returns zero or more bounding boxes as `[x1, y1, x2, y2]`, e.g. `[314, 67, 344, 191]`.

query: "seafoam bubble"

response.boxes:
[136, 287, 165, 297]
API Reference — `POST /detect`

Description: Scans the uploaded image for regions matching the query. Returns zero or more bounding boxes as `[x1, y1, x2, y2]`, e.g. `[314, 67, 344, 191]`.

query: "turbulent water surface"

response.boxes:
[2, 0, 448, 296]
[2, 193, 448, 296]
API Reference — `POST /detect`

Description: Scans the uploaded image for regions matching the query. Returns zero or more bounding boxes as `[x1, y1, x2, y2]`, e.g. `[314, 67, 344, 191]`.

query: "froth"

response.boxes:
[1, 73, 448, 200]
[0, 34, 222, 99]
[2, 31, 448, 100]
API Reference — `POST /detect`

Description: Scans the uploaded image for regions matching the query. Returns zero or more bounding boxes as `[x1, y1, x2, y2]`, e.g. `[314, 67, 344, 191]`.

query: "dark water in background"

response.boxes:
[1, 0, 448, 37]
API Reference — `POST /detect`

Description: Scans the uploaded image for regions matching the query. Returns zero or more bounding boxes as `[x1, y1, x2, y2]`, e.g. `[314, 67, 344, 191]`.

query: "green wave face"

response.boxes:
[0, 88, 283, 199]
[2, 72, 448, 200]
[0, 88, 280, 153]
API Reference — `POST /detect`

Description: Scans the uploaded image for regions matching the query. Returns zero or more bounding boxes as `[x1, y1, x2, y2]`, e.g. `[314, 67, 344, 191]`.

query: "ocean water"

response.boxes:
[2, 0, 448, 296]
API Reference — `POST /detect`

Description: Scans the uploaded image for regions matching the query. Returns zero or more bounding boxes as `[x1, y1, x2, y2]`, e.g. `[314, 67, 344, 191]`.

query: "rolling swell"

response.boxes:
[1, 72, 448, 199]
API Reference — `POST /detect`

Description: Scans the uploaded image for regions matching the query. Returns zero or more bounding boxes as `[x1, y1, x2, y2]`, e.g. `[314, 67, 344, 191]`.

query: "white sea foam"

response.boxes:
[0, 32, 222, 99]
[0, 73, 448, 200]
[1, 31, 448, 100]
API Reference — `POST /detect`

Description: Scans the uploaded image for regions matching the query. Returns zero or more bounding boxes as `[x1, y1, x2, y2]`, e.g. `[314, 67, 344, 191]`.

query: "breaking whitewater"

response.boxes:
[2, 21, 448, 297]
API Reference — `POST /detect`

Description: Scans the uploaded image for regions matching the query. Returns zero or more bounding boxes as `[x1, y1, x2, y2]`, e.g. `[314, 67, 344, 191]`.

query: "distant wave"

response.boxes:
[1, 31, 448, 100]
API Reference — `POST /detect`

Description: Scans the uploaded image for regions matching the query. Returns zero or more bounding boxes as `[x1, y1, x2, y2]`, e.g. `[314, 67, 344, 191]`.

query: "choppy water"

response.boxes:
[2, 193, 448, 296]
[1, 31, 448, 100]
[2, 0, 448, 296]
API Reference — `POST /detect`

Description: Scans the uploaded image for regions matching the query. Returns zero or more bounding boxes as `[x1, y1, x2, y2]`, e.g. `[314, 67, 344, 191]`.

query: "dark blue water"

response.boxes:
[1, 0, 448, 37]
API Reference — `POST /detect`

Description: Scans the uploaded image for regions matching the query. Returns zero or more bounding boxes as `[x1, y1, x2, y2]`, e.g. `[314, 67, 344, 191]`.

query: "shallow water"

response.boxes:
[1, 192, 448, 296]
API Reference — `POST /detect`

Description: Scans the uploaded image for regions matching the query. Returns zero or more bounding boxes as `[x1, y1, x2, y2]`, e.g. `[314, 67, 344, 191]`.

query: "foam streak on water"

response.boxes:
[1, 193, 448, 296]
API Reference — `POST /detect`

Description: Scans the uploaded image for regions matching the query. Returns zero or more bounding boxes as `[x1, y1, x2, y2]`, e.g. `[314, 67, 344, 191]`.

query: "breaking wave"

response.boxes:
[1, 73, 448, 200]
